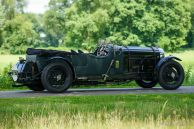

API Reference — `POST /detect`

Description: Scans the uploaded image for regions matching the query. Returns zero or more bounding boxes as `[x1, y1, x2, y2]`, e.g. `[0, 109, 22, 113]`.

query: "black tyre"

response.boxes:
[41, 62, 73, 93]
[26, 81, 45, 91]
[136, 80, 157, 88]
[158, 61, 184, 90]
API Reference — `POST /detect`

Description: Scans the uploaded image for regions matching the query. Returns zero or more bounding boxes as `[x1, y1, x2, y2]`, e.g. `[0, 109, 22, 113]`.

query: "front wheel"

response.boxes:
[41, 62, 73, 93]
[136, 80, 158, 88]
[158, 61, 185, 90]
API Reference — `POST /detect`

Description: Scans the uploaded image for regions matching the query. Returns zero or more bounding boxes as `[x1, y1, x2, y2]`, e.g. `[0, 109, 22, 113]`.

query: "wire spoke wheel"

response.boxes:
[159, 61, 184, 90]
[41, 62, 73, 93]
[47, 67, 67, 88]
[162, 66, 179, 85]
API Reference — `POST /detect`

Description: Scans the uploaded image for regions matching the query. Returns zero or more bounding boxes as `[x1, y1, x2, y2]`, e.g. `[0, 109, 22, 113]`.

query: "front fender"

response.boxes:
[156, 56, 182, 71]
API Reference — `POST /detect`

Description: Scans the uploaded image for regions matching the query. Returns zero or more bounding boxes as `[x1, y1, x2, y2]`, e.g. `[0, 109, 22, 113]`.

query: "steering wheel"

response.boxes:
[97, 44, 109, 57]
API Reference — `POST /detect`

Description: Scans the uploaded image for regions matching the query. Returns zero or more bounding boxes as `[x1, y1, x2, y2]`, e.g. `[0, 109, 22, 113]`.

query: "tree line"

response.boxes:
[0, 0, 193, 54]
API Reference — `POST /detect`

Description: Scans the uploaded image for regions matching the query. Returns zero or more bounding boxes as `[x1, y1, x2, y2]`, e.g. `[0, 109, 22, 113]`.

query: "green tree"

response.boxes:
[0, 4, 4, 46]
[187, 0, 194, 47]
[0, 5, 4, 26]
[0, 0, 44, 53]
[2, 14, 40, 54]
[43, 0, 71, 46]
[1, 0, 16, 20]
[16, 0, 27, 13]
[46, 0, 191, 51]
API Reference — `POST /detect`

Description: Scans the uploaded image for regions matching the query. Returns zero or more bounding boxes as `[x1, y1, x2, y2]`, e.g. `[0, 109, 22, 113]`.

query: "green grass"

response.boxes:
[1, 94, 194, 128]
[167, 49, 194, 86]
[0, 55, 24, 71]
[167, 49, 194, 71]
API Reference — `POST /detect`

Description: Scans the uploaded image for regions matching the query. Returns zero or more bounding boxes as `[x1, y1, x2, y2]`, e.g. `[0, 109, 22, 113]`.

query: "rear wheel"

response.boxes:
[136, 80, 157, 88]
[158, 61, 184, 90]
[41, 62, 73, 93]
[26, 81, 45, 91]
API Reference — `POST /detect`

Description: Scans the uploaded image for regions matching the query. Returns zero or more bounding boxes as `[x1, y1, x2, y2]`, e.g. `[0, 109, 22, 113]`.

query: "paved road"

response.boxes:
[0, 86, 194, 98]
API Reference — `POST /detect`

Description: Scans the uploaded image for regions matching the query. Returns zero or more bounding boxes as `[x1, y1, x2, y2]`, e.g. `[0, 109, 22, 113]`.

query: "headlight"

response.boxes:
[11, 71, 18, 81]
[11, 64, 19, 81]
[158, 48, 165, 58]
[160, 53, 165, 58]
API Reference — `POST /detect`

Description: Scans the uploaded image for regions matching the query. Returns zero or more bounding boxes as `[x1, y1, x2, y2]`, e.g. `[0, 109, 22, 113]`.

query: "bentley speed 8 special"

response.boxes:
[9, 44, 185, 93]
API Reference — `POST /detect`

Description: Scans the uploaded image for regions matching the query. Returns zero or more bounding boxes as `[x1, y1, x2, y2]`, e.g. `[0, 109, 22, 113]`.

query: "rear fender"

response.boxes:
[155, 56, 182, 71]
[48, 57, 71, 63]
[47, 56, 76, 79]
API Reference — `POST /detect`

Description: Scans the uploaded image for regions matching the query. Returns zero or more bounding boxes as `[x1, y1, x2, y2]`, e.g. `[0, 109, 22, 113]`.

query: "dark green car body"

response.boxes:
[10, 44, 185, 92]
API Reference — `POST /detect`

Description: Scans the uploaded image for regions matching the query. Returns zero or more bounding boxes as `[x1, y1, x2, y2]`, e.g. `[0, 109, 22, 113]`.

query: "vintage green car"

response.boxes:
[9, 44, 185, 93]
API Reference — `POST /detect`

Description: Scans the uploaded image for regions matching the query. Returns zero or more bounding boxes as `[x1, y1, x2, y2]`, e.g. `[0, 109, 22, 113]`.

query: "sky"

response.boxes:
[24, 0, 49, 14]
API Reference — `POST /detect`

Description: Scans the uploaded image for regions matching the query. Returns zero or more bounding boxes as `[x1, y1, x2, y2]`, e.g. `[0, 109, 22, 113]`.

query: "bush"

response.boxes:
[184, 66, 194, 86]
[0, 64, 13, 89]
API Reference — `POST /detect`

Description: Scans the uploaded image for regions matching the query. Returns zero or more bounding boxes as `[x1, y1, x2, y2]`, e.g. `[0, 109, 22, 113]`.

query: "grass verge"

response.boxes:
[0, 94, 194, 128]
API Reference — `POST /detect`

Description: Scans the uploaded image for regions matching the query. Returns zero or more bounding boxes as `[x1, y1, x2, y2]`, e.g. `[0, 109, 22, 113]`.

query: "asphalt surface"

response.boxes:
[0, 86, 194, 98]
